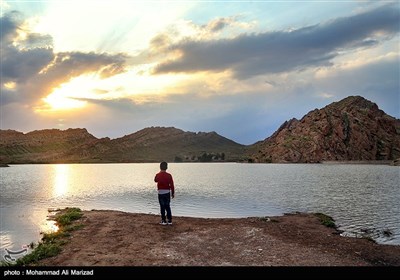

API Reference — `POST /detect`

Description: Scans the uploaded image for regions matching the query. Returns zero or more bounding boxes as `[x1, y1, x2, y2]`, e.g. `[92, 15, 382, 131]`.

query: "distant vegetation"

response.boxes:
[174, 152, 226, 162]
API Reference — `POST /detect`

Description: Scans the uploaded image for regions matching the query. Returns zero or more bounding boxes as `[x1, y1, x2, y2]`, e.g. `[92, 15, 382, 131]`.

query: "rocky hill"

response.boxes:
[1, 96, 398, 164]
[0, 128, 100, 163]
[248, 96, 400, 163]
[0, 127, 245, 164]
[98, 127, 245, 162]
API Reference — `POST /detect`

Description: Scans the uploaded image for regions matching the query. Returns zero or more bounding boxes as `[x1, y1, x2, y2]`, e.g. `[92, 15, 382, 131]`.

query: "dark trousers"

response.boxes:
[158, 193, 172, 222]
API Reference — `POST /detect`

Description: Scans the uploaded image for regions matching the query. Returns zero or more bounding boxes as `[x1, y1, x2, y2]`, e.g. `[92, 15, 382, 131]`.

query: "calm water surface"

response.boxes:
[1, 163, 399, 259]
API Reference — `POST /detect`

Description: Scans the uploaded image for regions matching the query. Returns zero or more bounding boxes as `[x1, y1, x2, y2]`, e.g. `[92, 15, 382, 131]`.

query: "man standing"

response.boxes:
[154, 161, 175, 225]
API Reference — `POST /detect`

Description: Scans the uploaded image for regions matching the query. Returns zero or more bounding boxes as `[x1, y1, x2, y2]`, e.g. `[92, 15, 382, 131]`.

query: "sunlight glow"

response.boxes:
[40, 75, 100, 111]
[43, 94, 87, 111]
[44, 220, 59, 233]
[3, 81, 16, 90]
[53, 164, 69, 197]
[49, 222, 59, 232]
[39, 210, 60, 235]
[33, 1, 194, 53]
[37, 68, 198, 112]
[115, 68, 192, 96]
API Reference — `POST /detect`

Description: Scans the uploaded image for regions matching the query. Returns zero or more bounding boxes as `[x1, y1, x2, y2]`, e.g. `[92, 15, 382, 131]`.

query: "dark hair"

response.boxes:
[160, 161, 168, 170]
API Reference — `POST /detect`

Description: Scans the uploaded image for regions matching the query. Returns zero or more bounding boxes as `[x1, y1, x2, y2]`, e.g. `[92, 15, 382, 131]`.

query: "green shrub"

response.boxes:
[314, 213, 336, 228]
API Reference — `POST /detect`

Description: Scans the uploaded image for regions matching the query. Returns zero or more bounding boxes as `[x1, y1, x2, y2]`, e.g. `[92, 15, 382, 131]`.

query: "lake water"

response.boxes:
[1, 163, 399, 261]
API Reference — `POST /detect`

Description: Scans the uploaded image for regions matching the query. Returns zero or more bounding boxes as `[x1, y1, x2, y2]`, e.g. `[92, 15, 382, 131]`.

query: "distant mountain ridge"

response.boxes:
[1, 96, 399, 164]
[0, 126, 245, 163]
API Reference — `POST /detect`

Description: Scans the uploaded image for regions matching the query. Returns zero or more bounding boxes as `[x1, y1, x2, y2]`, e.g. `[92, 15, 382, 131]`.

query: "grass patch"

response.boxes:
[15, 243, 62, 265]
[6, 207, 84, 266]
[314, 213, 336, 228]
[53, 207, 83, 227]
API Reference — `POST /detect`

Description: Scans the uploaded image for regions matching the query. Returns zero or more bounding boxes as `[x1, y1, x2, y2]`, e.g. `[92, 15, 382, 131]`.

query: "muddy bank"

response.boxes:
[33, 210, 400, 267]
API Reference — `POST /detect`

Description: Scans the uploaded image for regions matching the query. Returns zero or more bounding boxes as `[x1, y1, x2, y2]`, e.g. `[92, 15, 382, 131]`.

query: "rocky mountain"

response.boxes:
[0, 127, 245, 164]
[248, 96, 400, 163]
[1, 96, 398, 164]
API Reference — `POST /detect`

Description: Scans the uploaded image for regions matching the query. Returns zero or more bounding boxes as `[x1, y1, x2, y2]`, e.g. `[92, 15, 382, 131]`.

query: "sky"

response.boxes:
[1, 0, 399, 145]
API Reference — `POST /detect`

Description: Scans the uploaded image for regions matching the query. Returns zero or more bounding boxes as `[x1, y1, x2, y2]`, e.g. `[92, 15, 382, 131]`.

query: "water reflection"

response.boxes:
[43, 216, 59, 234]
[0, 233, 12, 249]
[53, 164, 69, 197]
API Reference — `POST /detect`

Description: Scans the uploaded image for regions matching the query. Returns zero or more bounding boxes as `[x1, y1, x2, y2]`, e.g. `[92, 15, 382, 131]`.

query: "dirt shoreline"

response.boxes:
[31, 210, 400, 267]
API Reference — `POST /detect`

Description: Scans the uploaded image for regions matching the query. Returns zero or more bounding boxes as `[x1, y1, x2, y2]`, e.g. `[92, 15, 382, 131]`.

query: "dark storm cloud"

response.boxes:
[0, 11, 129, 106]
[154, 4, 400, 79]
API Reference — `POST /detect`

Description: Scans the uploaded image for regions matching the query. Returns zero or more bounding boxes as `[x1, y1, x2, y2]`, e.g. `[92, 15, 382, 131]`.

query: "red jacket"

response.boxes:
[154, 171, 175, 195]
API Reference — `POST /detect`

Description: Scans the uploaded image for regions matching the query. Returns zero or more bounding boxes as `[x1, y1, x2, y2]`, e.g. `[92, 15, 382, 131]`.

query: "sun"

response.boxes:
[43, 94, 86, 111]
[39, 75, 100, 112]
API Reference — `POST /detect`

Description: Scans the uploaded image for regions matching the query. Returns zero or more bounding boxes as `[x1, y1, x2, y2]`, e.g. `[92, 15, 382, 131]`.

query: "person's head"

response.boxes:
[160, 161, 168, 171]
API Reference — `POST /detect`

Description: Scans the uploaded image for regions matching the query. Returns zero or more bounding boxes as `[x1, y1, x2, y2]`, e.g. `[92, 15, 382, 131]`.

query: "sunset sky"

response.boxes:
[1, 0, 399, 144]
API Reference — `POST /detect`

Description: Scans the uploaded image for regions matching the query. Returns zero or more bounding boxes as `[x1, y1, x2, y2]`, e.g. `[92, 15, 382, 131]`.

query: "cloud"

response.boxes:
[1, 12, 53, 84]
[314, 53, 400, 117]
[153, 4, 399, 79]
[206, 17, 229, 32]
[21, 33, 53, 49]
[41, 51, 128, 82]
[1, 45, 53, 83]
[0, 11, 18, 41]
[203, 16, 245, 33]
[0, 11, 129, 107]
[147, 15, 253, 57]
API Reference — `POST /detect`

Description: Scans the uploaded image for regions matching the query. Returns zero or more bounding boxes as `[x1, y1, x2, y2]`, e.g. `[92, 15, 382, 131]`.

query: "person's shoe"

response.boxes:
[167, 221, 172, 225]
[160, 221, 167, 225]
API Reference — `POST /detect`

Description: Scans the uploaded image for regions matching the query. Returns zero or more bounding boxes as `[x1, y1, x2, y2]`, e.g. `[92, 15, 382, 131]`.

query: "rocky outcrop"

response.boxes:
[248, 96, 400, 163]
